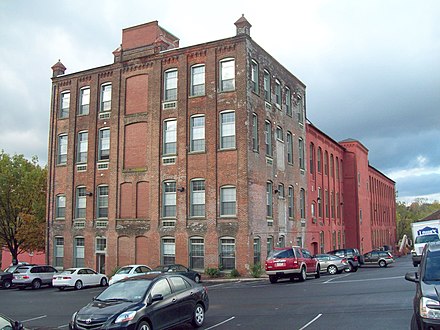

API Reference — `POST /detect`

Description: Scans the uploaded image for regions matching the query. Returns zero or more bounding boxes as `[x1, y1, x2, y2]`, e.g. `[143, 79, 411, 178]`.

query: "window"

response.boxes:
[288, 186, 294, 218]
[300, 188, 306, 219]
[331, 191, 335, 218]
[265, 121, 272, 156]
[299, 138, 305, 170]
[219, 237, 235, 270]
[164, 69, 177, 101]
[336, 157, 340, 179]
[163, 181, 176, 218]
[285, 87, 292, 116]
[60, 91, 70, 118]
[309, 143, 315, 174]
[220, 58, 235, 92]
[54, 237, 64, 268]
[57, 134, 68, 165]
[320, 231, 325, 253]
[79, 87, 90, 115]
[75, 187, 86, 219]
[297, 96, 304, 124]
[163, 119, 177, 155]
[77, 131, 88, 164]
[324, 151, 329, 175]
[317, 147, 322, 173]
[251, 60, 259, 93]
[97, 185, 109, 218]
[275, 80, 281, 108]
[190, 179, 205, 217]
[220, 111, 235, 149]
[264, 70, 271, 102]
[254, 237, 261, 265]
[325, 190, 330, 218]
[287, 132, 293, 164]
[189, 237, 204, 270]
[161, 237, 175, 265]
[100, 83, 112, 112]
[190, 116, 205, 152]
[96, 237, 107, 252]
[74, 237, 85, 267]
[98, 128, 110, 161]
[277, 183, 285, 199]
[276, 126, 283, 141]
[330, 154, 334, 177]
[318, 188, 323, 217]
[56, 195, 66, 219]
[267, 236, 274, 255]
[252, 113, 259, 151]
[266, 181, 273, 218]
[190, 65, 205, 96]
[220, 186, 236, 216]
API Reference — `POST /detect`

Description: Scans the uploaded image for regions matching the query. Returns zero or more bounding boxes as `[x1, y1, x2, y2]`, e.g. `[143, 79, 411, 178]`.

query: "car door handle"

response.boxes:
[172, 298, 177, 303]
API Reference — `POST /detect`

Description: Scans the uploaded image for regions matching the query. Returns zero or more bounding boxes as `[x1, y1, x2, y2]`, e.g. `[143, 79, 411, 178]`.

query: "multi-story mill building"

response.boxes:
[46, 16, 396, 275]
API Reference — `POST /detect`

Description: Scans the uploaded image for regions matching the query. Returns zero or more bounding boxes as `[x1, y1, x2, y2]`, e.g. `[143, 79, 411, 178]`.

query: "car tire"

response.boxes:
[191, 303, 205, 328]
[411, 313, 420, 330]
[194, 275, 201, 283]
[32, 279, 42, 290]
[100, 277, 108, 286]
[269, 275, 278, 284]
[3, 279, 12, 289]
[345, 263, 353, 272]
[74, 280, 83, 290]
[315, 266, 321, 279]
[298, 267, 307, 282]
[137, 321, 151, 330]
[379, 260, 387, 268]
[328, 265, 338, 275]
[413, 262, 419, 267]
[352, 266, 358, 272]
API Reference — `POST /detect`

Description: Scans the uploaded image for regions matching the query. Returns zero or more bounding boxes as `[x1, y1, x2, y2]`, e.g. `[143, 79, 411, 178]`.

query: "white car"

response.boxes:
[108, 264, 151, 285]
[52, 268, 108, 290]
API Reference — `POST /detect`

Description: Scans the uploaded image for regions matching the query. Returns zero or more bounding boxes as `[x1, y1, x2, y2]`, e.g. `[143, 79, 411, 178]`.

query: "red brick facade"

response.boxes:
[46, 17, 396, 276]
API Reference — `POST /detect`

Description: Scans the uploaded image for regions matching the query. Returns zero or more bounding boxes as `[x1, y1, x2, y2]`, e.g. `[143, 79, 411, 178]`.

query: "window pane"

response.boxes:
[221, 60, 235, 91]
[191, 65, 205, 96]
[101, 84, 112, 112]
[221, 112, 235, 149]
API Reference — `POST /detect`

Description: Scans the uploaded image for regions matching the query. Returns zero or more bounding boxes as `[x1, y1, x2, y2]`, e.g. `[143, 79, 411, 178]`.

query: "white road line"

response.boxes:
[21, 315, 47, 323]
[57, 324, 69, 329]
[298, 313, 322, 330]
[324, 275, 403, 284]
[204, 316, 235, 329]
[323, 273, 351, 283]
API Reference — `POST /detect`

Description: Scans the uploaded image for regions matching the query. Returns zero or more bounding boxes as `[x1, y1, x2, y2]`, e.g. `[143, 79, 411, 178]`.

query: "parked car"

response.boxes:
[406, 241, 440, 330]
[265, 246, 320, 283]
[52, 268, 108, 290]
[1, 262, 36, 289]
[362, 250, 394, 267]
[314, 253, 349, 275]
[148, 264, 201, 283]
[109, 264, 152, 285]
[69, 273, 209, 330]
[0, 313, 25, 330]
[327, 248, 362, 272]
[12, 265, 58, 290]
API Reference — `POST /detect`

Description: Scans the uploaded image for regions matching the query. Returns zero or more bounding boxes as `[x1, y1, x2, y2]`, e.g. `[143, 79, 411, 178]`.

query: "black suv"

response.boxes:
[0, 263, 33, 289]
[406, 241, 440, 330]
[327, 248, 362, 272]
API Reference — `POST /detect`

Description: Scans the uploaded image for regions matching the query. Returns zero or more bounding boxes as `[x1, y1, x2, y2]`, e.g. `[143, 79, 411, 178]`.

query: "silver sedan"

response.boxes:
[314, 254, 349, 275]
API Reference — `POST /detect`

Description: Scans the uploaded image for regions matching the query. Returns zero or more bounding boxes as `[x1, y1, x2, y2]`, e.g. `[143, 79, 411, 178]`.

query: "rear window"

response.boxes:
[424, 253, 440, 282]
[116, 266, 134, 275]
[268, 249, 294, 259]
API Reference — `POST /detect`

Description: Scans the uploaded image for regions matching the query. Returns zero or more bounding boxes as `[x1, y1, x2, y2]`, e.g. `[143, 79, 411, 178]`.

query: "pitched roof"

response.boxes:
[422, 209, 440, 221]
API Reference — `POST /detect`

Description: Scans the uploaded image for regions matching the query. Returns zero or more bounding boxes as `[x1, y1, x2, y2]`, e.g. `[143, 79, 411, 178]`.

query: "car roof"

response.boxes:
[120, 264, 150, 268]
[121, 272, 184, 282]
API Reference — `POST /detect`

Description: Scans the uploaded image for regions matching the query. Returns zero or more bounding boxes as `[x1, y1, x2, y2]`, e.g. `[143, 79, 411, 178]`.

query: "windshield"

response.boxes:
[96, 280, 152, 302]
[115, 266, 134, 275]
[415, 234, 440, 244]
[60, 269, 76, 275]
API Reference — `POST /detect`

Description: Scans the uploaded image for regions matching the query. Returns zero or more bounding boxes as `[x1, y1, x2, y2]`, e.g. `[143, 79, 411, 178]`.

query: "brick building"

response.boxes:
[46, 16, 396, 275]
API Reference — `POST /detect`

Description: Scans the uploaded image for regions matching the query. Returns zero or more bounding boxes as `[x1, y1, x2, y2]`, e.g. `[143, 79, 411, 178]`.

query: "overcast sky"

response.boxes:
[1, 0, 439, 204]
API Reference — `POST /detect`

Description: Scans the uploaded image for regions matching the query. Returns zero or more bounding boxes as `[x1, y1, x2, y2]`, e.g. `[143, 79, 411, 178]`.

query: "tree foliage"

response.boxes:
[0, 151, 47, 263]
[396, 199, 440, 242]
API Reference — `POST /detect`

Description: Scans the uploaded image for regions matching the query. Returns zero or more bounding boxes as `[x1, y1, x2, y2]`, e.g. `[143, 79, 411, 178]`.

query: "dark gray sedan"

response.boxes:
[314, 254, 349, 275]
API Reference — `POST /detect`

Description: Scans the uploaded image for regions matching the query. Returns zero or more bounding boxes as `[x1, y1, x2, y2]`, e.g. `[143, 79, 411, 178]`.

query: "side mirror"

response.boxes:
[405, 272, 419, 283]
[152, 294, 163, 302]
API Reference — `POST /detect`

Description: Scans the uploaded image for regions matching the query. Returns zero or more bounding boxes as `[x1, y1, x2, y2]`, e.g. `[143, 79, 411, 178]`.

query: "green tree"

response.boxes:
[0, 151, 47, 264]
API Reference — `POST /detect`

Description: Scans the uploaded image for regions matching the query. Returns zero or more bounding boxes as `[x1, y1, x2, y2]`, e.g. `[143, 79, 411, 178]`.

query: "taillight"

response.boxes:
[23, 276, 30, 279]
[353, 256, 358, 261]
[63, 276, 72, 280]
[342, 258, 347, 263]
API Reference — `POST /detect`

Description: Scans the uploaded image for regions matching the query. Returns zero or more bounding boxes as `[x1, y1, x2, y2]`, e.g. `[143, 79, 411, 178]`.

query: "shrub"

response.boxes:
[229, 268, 240, 278]
[250, 263, 263, 278]
[205, 267, 221, 278]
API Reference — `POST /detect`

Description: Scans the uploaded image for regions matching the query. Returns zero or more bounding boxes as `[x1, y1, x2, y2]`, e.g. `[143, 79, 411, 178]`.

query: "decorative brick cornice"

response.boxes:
[162, 56, 179, 65]
[188, 50, 207, 59]
[79, 75, 92, 82]
[99, 71, 113, 79]
[216, 44, 236, 54]
[59, 80, 71, 87]
[122, 62, 153, 73]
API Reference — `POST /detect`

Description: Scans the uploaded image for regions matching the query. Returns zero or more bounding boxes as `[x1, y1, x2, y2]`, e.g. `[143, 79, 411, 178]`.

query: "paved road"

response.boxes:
[0, 254, 416, 329]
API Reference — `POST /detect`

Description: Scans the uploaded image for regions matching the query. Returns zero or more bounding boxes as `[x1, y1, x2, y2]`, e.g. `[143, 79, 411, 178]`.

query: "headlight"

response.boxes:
[420, 297, 440, 319]
[115, 311, 136, 323]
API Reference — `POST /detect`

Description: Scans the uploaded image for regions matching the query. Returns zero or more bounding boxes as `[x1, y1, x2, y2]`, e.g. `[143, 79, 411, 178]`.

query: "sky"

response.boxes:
[0, 0, 439, 205]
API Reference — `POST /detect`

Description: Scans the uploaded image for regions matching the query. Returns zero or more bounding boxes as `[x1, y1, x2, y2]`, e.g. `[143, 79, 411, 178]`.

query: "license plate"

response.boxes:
[276, 263, 285, 267]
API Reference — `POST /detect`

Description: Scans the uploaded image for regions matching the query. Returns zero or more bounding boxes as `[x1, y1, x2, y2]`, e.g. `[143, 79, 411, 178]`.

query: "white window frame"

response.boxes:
[264, 121, 272, 156]
[252, 113, 259, 152]
[251, 60, 259, 93]
[266, 181, 273, 218]
[161, 237, 176, 265]
[288, 186, 294, 218]
[189, 237, 205, 270]
[57, 134, 68, 165]
[190, 64, 205, 97]
[163, 119, 177, 155]
[190, 179, 205, 217]
[220, 58, 235, 92]
[75, 186, 86, 219]
[79, 87, 90, 115]
[220, 186, 236, 217]
[56, 194, 66, 219]
[54, 236, 64, 268]
[164, 69, 178, 101]
[299, 138, 305, 170]
[100, 83, 112, 112]
[275, 79, 281, 108]
[60, 91, 70, 118]
[74, 237, 85, 267]
[163, 181, 176, 218]
[287, 132, 293, 164]
[77, 131, 88, 164]
[97, 185, 109, 219]
[219, 237, 236, 270]
[190, 115, 205, 152]
[98, 128, 110, 161]
[285, 87, 292, 116]
[220, 111, 235, 149]
[264, 70, 271, 102]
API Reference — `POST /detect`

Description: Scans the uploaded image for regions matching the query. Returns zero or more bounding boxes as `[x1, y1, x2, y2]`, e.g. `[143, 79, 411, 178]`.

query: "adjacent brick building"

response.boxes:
[46, 16, 396, 275]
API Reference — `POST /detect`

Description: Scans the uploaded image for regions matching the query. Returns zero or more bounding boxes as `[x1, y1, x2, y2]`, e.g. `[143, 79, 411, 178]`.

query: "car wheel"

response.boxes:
[315, 265, 321, 279]
[379, 260, 387, 268]
[74, 280, 83, 290]
[411, 313, 420, 330]
[191, 303, 205, 328]
[3, 279, 12, 289]
[194, 275, 201, 283]
[269, 275, 278, 284]
[137, 321, 151, 330]
[298, 267, 306, 282]
[32, 279, 42, 290]
[100, 277, 108, 286]
[352, 266, 358, 272]
[345, 263, 353, 272]
[328, 265, 338, 275]
[413, 262, 419, 267]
